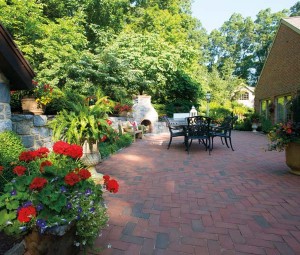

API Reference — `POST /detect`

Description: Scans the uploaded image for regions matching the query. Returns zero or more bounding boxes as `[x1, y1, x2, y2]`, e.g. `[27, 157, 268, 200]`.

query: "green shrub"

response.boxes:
[99, 134, 133, 159]
[260, 117, 273, 133]
[0, 131, 25, 190]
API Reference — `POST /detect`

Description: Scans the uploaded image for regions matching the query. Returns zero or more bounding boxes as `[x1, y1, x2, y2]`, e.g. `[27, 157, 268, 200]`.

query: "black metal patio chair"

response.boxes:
[185, 116, 212, 154]
[211, 115, 238, 151]
[163, 116, 186, 149]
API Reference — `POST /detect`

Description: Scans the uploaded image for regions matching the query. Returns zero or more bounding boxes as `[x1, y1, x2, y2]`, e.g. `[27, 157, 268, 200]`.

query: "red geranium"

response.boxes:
[101, 135, 107, 142]
[65, 172, 81, 186]
[103, 175, 110, 184]
[17, 206, 36, 223]
[13, 165, 27, 176]
[78, 169, 91, 180]
[53, 141, 83, 159]
[0, 166, 3, 173]
[106, 119, 112, 125]
[40, 160, 52, 172]
[19, 148, 49, 162]
[106, 179, 119, 193]
[29, 177, 48, 191]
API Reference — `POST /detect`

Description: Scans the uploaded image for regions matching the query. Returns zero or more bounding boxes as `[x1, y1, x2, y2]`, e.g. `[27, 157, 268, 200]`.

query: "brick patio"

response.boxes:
[84, 131, 300, 255]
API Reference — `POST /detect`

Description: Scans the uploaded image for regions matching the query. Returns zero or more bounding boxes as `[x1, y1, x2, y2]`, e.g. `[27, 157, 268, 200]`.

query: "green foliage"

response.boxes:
[48, 93, 115, 145]
[0, 131, 25, 191]
[99, 133, 133, 159]
[260, 116, 273, 133]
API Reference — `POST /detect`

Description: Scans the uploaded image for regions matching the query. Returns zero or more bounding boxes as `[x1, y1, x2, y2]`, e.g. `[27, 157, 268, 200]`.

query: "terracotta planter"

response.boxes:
[21, 97, 45, 115]
[285, 142, 300, 175]
[24, 225, 79, 255]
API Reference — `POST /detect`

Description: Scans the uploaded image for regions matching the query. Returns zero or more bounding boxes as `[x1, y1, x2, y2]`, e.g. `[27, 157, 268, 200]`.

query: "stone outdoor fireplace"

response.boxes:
[132, 95, 158, 133]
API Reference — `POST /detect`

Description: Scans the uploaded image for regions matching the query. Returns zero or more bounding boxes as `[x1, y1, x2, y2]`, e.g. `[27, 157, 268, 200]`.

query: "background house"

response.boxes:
[236, 85, 255, 108]
[0, 22, 35, 132]
[255, 16, 300, 124]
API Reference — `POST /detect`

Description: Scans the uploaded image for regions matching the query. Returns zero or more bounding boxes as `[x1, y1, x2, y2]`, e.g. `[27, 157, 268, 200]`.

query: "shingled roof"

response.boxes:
[0, 22, 35, 90]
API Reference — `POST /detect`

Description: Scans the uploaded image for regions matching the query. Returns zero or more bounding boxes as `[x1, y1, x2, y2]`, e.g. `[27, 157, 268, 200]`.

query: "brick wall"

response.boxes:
[255, 23, 300, 112]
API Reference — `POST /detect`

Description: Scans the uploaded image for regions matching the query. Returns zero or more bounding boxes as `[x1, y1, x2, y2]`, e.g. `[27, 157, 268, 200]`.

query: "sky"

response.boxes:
[191, 0, 298, 32]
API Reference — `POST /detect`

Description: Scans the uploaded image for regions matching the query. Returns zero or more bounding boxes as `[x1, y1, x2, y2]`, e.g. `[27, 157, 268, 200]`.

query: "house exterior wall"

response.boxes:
[237, 87, 255, 108]
[0, 72, 12, 131]
[255, 22, 300, 123]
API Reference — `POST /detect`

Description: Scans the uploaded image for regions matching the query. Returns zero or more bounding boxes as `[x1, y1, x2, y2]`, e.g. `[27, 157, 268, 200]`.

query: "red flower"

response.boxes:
[19, 148, 49, 162]
[19, 151, 36, 162]
[101, 135, 107, 142]
[13, 166, 27, 176]
[106, 179, 119, 193]
[78, 169, 91, 180]
[53, 141, 83, 159]
[40, 160, 52, 172]
[35, 147, 50, 158]
[29, 177, 48, 190]
[0, 166, 3, 173]
[17, 205, 37, 223]
[64, 172, 81, 186]
[106, 119, 112, 125]
[103, 175, 110, 184]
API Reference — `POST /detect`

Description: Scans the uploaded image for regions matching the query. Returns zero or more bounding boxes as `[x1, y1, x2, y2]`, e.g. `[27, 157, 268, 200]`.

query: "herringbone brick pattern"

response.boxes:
[84, 131, 300, 255]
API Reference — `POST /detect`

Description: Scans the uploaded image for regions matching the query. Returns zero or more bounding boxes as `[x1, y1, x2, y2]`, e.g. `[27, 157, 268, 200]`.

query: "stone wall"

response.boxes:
[11, 114, 54, 150]
[0, 76, 12, 132]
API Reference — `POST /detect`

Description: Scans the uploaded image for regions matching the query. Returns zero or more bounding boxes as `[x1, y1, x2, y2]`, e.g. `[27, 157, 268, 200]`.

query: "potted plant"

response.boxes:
[48, 92, 117, 179]
[267, 95, 300, 174]
[0, 141, 119, 254]
[20, 80, 54, 115]
[250, 112, 261, 132]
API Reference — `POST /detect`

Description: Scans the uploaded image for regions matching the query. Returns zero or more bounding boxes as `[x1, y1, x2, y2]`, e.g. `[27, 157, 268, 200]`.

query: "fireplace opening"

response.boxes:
[141, 119, 152, 133]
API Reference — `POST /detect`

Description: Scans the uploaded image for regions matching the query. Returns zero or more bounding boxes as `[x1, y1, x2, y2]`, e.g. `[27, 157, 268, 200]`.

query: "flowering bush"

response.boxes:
[114, 103, 132, 114]
[0, 141, 119, 249]
[267, 121, 300, 151]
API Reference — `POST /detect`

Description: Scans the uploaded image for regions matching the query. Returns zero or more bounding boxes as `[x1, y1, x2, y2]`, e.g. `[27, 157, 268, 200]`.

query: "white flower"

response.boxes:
[107, 244, 112, 248]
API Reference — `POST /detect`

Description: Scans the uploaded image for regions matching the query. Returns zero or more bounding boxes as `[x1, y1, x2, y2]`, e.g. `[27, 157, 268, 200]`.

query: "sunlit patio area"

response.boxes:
[84, 131, 300, 255]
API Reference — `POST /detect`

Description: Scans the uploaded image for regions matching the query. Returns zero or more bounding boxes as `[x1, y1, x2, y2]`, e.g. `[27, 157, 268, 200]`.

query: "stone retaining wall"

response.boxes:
[11, 114, 54, 150]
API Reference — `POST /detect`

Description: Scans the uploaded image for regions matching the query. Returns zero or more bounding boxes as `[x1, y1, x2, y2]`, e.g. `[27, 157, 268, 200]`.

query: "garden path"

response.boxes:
[83, 131, 300, 255]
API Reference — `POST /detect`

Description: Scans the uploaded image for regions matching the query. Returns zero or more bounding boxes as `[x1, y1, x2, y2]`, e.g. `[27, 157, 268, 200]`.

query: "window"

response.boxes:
[239, 92, 249, 100]
[260, 99, 270, 119]
[276, 95, 292, 123]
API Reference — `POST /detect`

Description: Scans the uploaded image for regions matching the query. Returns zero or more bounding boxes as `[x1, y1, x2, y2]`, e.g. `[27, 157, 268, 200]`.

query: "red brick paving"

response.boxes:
[83, 131, 300, 255]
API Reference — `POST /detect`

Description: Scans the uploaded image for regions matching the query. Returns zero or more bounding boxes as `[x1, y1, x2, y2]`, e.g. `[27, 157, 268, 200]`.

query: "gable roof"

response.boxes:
[255, 16, 300, 98]
[0, 22, 35, 90]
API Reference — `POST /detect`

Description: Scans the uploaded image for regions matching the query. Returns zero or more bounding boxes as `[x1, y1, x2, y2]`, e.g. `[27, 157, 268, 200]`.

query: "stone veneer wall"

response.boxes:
[0, 74, 12, 132]
[11, 114, 54, 150]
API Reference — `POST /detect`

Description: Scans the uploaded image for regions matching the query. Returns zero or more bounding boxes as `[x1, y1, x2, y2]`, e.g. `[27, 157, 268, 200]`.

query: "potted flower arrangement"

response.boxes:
[21, 80, 54, 115]
[0, 141, 119, 254]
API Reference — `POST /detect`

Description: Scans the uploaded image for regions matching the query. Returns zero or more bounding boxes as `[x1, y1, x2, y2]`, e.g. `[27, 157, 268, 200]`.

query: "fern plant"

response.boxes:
[48, 92, 116, 147]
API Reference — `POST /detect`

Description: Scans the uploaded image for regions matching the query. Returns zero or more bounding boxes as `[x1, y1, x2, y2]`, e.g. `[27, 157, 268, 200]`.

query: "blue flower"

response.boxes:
[85, 188, 92, 196]
[36, 204, 44, 211]
[10, 190, 17, 196]
[90, 207, 95, 213]
[37, 219, 47, 229]
[60, 186, 67, 193]
[77, 207, 82, 214]
[23, 201, 32, 207]
[66, 202, 72, 209]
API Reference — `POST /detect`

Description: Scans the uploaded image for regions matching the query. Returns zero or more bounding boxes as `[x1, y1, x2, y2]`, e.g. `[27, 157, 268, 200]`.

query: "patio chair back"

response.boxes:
[163, 116, 186, 149]
[186, 116, 212, 154]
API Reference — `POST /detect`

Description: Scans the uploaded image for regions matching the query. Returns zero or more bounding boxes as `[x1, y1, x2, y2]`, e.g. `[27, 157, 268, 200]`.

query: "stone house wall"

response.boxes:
[0, 75, 12, 132]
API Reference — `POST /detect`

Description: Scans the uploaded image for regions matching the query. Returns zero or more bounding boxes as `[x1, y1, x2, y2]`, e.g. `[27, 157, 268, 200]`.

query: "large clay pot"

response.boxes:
[24, 225, 79, 255]
[285, 142, 300, 175]
[21, 97, 45, 115]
